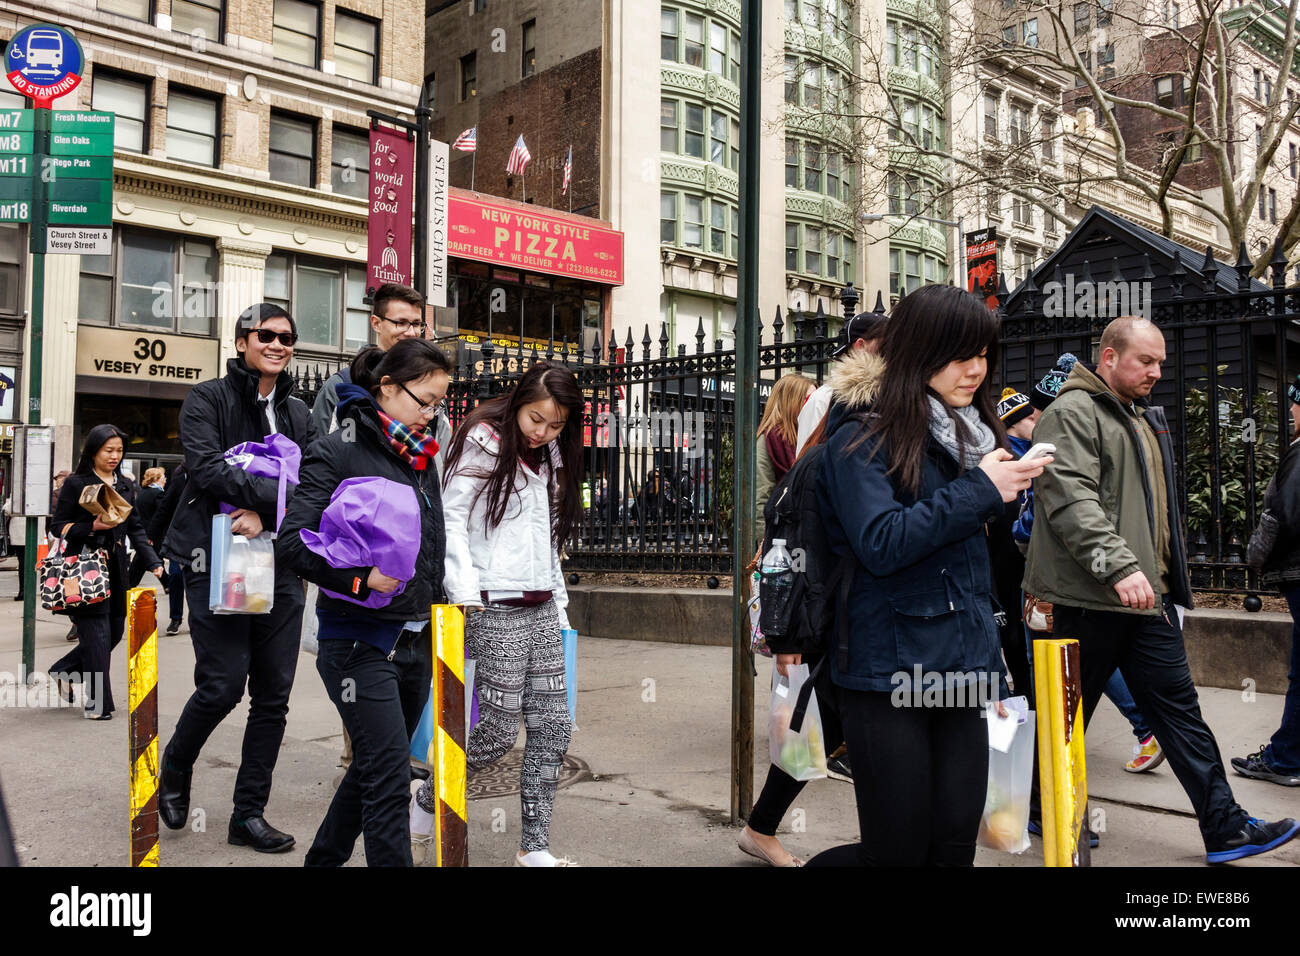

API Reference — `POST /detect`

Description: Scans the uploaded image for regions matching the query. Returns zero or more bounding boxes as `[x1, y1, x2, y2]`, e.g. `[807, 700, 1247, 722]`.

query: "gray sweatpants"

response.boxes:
[417, 600, 572, 852]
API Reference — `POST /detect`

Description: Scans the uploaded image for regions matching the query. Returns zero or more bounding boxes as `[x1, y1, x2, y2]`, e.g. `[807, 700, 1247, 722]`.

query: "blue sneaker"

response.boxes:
[1205, 817, 1299, 864]
[1027, 818, 1098, 848]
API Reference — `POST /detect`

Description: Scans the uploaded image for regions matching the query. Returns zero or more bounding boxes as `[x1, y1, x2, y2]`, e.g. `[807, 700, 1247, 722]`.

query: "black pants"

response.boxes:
[805, 690, 988, 866]
[305, 628, 431, 867]
[49, 611, 124, 716]
[749, 657, 844, 837]
[1031, 596, 1248, 846]
[163, 569, 304, 819]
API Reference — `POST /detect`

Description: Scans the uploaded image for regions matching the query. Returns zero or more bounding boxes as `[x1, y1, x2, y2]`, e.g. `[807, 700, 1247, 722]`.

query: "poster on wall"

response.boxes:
[0, 366, 15, 420]
[367, 125, 415, 293]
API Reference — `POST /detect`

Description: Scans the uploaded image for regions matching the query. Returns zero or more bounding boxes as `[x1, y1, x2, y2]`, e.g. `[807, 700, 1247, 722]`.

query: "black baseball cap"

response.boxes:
[831, 312, 887, 358]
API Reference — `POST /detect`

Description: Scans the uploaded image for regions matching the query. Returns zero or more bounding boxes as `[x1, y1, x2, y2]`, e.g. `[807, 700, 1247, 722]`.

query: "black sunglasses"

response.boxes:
[252, 328, 299, 347]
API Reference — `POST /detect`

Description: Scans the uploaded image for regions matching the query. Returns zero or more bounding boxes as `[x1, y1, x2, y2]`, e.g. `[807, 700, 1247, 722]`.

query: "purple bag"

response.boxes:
[220, 433, 302, 533]
[298, 476, 421, 609]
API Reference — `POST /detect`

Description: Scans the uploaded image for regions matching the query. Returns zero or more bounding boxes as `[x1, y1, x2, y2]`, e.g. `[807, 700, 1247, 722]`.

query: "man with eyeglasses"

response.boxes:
[311, 283, 450, 478]
[155, 304, 315, 854]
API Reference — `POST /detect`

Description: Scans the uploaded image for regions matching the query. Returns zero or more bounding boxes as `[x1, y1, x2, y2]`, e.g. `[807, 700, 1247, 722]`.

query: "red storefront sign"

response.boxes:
[449, 193, 624, 285]
[367, 126, 415, 291]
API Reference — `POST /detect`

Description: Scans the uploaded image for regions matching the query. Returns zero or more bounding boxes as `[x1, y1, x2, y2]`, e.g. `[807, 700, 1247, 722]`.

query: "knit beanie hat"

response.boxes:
[1289, 373, 1300, 406]
[996, 387, 1033, 426]
[1032, 352, 1079, 410]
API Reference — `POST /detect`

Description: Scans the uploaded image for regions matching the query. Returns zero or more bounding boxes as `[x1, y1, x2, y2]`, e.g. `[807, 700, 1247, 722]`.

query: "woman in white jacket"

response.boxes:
[413, 360, 584, 866]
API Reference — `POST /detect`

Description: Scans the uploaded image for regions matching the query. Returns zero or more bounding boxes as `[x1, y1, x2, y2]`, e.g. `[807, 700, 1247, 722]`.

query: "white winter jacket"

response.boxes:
[442, 422, 570, 629]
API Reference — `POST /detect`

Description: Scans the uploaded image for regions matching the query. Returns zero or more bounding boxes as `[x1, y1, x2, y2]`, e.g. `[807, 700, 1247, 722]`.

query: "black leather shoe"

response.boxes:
[158, 755, 192, 831]
[228, 815, 295, 853]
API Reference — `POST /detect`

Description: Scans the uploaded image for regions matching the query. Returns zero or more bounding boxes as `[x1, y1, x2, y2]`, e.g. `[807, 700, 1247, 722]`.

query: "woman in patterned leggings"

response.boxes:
[413, 361, 585, 866]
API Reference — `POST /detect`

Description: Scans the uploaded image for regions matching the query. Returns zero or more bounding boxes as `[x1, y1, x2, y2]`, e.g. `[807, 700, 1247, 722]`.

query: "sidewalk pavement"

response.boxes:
[0, 567, 1296, 867]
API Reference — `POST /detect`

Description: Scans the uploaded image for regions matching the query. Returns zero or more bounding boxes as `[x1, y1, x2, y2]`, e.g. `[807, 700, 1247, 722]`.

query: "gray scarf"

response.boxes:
[927, 395, 997, 469]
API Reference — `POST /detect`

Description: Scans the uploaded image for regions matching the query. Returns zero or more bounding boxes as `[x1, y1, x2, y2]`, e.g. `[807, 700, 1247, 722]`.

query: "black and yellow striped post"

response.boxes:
[1033, 637, 1089, 867]
[428, 604, 468, 866]
[126, 586, 159, 867]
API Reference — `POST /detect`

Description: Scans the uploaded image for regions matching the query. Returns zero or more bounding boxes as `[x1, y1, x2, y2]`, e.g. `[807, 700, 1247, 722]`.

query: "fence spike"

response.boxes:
[607, 332, 619, 364]
[696, 314, 706, 353]
[659, 321, 670, 358]
[814, 300, 828, 339]
[1201, 245, 1219, 291]
[792, 305, 805, 340]
[1170, 250, 1186, 298]
[545, 334, 555, 361]
[1271, 237, 1289, 289]
[624, 326, 634, 351]
[642, 324, 652, 362]
[592, 330, 602, 364]
[1079, 260, 1094, 285]
[873, 290, 885, 313]
[772, 305, 784, 344]
[1141, 253, 1155, 281]
[1109, 256, 1123, 284]
[839, 281, 860, 318]
[1235, 241, 1253, 292]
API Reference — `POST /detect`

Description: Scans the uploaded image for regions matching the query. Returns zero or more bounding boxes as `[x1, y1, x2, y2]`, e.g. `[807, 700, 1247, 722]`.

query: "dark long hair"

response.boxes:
[849, 285, 1005, 497]
[350, 339, 451, 395]
[447, 361, 585, 546]
[74, 424, 129, 477]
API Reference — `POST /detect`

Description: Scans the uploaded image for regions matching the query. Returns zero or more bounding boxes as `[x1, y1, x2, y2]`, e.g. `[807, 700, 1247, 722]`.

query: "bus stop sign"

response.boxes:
[5, 24, 85, 107]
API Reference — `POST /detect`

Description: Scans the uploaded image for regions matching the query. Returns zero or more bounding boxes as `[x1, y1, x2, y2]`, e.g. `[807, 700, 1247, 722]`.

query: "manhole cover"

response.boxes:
[467, 751, 590, 800]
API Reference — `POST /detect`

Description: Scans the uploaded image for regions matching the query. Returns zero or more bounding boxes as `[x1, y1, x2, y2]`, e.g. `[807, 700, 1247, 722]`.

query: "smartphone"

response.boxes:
[1021, 442, 1056, 462]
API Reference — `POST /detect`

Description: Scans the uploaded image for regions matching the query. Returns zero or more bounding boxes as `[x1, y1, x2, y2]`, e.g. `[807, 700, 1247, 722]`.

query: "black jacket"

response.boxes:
[136, 484, 164, 536]
[277, 391, 446, 635]
[52, 472, 161, 619]
[148, 464, 187, 545]
[1262, 439, 1300, 588]
[160, 358, 313, 567]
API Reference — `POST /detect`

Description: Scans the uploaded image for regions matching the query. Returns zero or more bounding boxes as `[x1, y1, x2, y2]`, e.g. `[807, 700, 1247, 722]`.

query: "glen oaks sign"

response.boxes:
[76, 327, 219, 384]
[448, 194, 624, 285]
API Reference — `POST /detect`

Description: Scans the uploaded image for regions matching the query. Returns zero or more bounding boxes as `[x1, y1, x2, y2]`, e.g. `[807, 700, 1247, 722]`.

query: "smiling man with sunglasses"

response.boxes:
[154, 303, 316, 854]
[310, 285, 450, 478]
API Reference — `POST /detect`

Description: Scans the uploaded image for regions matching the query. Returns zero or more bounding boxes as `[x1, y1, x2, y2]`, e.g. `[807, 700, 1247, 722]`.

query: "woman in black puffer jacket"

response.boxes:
[278, 339, 450, 866]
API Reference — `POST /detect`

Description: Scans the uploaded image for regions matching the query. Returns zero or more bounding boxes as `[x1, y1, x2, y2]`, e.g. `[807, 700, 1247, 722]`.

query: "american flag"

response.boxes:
[506, 134, 532, 176]
[451, 127, 477, 152]
[562, 145, 572, 194]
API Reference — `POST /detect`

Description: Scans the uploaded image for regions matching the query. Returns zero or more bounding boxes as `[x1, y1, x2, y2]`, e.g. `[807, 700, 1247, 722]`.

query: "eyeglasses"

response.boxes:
[398, 382, 444, 416]
[252, 328, 299, 347]
[378, 316, 426, 334]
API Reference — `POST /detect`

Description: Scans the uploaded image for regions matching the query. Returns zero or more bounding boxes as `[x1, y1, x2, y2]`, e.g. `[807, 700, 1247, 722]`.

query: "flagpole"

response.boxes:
[471, 150, 476, 192]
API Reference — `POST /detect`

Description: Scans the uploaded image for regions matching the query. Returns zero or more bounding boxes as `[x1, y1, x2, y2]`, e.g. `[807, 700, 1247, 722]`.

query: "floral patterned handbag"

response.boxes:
[39, 537, 111, 612]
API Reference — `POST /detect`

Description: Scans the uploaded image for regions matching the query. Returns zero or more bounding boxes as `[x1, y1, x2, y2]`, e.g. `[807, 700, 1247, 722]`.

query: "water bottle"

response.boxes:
[759, 538, 795, 636]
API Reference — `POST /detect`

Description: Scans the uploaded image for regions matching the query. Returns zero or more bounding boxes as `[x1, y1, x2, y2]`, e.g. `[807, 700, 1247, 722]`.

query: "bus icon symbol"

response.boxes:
[21, 30, 65, 75]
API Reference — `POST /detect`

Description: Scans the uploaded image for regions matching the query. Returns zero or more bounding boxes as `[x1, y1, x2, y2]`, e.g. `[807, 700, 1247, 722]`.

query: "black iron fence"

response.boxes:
[292, 259, 1300, 591]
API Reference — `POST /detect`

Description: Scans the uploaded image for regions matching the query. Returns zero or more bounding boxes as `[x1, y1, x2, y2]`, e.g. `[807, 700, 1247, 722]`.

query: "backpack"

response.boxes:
[758, 413, 862, 664]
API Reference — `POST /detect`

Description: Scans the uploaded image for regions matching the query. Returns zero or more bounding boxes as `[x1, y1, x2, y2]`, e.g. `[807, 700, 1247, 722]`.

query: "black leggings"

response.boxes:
[805, 689, 988, 866]
[748, 657, 844, 837]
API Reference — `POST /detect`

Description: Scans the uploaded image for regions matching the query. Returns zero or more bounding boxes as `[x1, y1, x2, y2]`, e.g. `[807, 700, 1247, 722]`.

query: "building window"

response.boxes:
[93, 72, 149, 153]
[1097, 0, 1113, 26]
[784, 55, 799, 104]
[1074, 2, 1090, 32]
[984, 92, 998, 141]
[904, 175, 919, 214]
[803, 62, 821, 109]
[1257, 125, 1264, 150]
[1009, 102, 1029, 146]
[786, 139, 799, 187]
[98, 0, 151, 21]
[460, 52, 477, 101]
[805, 225, 822, 275]
[1163, 0, 1179, 26]
[1098, 43, 1115, 66]
[683, 103, 705, 158]
[330, 126, 369, 199]
[264, 253, 369, 351]
[661, 8, 679, 60]
[660, 192, 677, 243]
[1270, 187, 1278, 223]
[1013, 195, 1032, 226]
[1291, 142, 1297, 179]
[522, 19, 537, 77]
[987, 183, 1001, 218]
[269, 111, 315, 187]
[273, 0, 320, 67]
[171, 0, 223, 42]
[683, 195, 704, 249]
[710, 201, 728, 254]
[0, 224, 21, 317]
[1002, 25, 1016, 46]
[900, 23, 918, 70]
[710, 110, 728, 165]
[683, 13, 705, 67]
[334, 11, 378, 84]
[1042, 117, 1056, 160]
[1185, 135, 1202, 162]
[709, 21, 727, 76]
[786, 223, 798, 271]
[1076, 50, 1091, 85]
[826, 151, 841, 197]
[423, 73, 436, 111]
[1156, 76, 1176, 107]
[1254, 69, 1262, 101]
[79, 228, 218, 336]
[473, 0, 486, 10]
[166, 88, 219, 167]
[804, 142, 822, 191]
[661, 100, 678, 152]
[1022, 18, 1038, 48]
[887, 171, 902, 215]
[1259, 189, 1267, 220]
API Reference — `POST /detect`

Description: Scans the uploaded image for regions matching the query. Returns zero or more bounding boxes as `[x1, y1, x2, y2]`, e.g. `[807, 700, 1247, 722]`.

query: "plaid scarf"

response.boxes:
[375, 407, 439, 471]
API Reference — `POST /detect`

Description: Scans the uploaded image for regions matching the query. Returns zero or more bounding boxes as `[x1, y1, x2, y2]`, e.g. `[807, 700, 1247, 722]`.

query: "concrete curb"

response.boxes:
[568, 586, 1294, 694]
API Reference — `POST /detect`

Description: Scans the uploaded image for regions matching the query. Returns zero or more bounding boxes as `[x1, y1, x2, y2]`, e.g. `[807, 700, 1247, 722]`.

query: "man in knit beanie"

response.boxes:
[1031, 352, 1078, 410]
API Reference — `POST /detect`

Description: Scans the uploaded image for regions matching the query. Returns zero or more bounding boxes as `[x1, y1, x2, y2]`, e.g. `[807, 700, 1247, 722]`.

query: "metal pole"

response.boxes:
[414, 98, 431, 299]
[21, 106, 50, 682]
[730, 0, 761, 825]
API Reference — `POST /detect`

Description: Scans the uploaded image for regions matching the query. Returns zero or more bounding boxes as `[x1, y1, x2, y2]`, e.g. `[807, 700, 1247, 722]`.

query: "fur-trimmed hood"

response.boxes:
[828, 348, 885, 410]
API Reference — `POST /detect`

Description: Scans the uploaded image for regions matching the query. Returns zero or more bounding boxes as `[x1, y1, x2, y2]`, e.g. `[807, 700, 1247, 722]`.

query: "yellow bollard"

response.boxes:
[1033, 638, 1089, 867]
[428, 605, 468, 866]
[127, 587, 159, 867]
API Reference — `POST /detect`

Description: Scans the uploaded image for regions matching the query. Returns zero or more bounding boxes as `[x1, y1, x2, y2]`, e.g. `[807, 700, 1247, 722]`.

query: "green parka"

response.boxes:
[1022, 362, 1193, 614]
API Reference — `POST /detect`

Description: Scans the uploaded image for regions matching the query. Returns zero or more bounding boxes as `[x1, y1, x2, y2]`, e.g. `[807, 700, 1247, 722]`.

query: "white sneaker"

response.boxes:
[411, 831, 433, 866]
[514, 849, 577, 867]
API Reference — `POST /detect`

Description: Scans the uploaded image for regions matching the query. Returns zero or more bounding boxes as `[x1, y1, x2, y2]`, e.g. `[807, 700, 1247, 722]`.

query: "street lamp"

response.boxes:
[861, 212, 967, 292]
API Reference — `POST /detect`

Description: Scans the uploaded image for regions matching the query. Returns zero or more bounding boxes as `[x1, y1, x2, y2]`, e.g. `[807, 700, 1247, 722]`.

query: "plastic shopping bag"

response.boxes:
[562, 627, 578, 723]
[300, 583, 320, 655]
[209, 513, 276, 615]
[977, 696, 1035, 854]
[769, 663, 827, 782]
